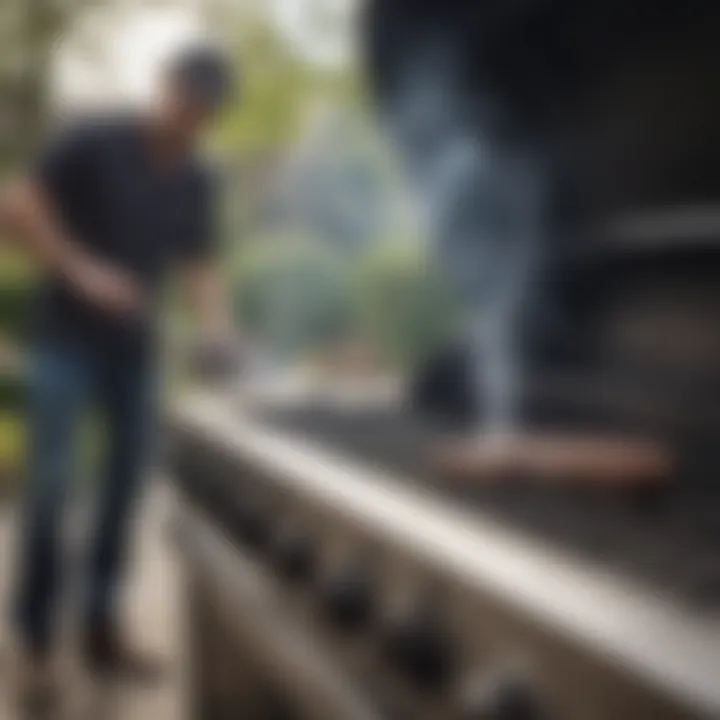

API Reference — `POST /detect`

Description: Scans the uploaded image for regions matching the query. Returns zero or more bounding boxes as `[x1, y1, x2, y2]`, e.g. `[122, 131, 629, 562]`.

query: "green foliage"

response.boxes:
[214, 20, 318, 155]
[0, 411, 26, 497]
[0, 281, 37, 344]
[235, 233, 455, 366]
[212, 11, 365, 157]
[233, 232, 457, 368]
[0, 370, 28, 411]
[234, 236, 355, 356]
[0, 0, 69, 168]
[0, 251, 38, 343]
[354, 239, 457, 367]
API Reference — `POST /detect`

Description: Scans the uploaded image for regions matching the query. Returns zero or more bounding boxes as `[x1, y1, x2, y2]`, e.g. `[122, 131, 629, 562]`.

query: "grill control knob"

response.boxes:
[272, 530, 316, 583]
[234, 503, 271, 549]
[458, 674, 542, 720]
[321, 565, 374, 632]
[383, 605, 455, 691]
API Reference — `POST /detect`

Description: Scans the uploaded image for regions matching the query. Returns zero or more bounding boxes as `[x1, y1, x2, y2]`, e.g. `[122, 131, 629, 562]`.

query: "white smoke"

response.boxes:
[384, 43, 546, 433]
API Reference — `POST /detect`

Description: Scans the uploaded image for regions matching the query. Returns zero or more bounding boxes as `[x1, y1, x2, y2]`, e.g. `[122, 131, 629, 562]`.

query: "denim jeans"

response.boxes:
[16, 341, 155, 654]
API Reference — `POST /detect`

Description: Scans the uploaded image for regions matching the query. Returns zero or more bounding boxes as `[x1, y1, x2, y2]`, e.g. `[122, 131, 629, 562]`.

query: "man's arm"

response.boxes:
[177, 165, 242, 377]
[180, 258, 242, 379]
[178, 166, 238, 340]
[181, 259, 236, 341]
[0, 179, 82, 276]
[0, 178, 143, 318]
[0, 124, 144, 318]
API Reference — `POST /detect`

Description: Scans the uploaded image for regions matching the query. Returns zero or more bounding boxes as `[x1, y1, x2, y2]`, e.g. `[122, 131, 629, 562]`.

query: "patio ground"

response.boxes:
[0, 481, 187, 720]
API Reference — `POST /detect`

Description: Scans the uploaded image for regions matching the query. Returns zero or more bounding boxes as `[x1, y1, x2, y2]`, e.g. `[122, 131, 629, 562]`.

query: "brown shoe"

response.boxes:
[82, 620, 166, 684]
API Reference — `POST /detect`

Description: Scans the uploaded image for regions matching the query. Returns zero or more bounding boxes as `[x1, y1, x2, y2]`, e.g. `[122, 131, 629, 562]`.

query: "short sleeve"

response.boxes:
[33, 122, 98, 201]
[179, 166, 218, 263]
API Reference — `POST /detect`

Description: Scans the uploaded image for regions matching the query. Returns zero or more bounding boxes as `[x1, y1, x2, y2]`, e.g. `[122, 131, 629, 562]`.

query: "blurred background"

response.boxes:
[0, 0, 456, 500]
[0, 3, 464, 716]
[2, 1, 720, 718]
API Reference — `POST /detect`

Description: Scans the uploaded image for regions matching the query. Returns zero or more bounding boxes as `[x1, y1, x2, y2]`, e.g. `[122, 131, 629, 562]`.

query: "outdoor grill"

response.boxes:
[169, 391, 720, 720]
[168, 2, 720, 718]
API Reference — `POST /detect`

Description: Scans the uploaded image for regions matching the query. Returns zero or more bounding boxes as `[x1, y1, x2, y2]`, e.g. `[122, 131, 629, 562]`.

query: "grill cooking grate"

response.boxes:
[253, 403, 720, 612]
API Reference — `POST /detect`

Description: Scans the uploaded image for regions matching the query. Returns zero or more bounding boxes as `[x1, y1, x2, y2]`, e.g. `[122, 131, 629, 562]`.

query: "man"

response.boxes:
[0, 45, 236, 700]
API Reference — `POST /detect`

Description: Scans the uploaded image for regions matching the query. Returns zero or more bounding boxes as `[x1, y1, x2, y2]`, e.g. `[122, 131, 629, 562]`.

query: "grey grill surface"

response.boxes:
[251, 403, 720, 612]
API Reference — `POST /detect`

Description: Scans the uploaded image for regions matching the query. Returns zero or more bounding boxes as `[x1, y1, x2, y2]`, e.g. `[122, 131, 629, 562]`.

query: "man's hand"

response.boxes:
[0, 179, 144, 319]
[181, 259, 243, 380]
[64, 254, 145, 318]
[190, 335, 244, 381]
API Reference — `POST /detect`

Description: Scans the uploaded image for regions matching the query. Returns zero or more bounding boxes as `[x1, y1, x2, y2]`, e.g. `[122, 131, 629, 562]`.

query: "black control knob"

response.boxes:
[383, 605, 455, 691]
[199, 482, 225, 518]
[321, 565, 374, 633]
[233, 502, 271, 549]
[459, 674, 542, 720]
[272, 530, 316, 584]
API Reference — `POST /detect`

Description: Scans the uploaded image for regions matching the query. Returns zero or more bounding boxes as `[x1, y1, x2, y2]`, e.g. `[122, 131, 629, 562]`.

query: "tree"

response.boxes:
[1, 0, 79, 169]
[1, 0, 211, 171]
[233, 236, 355, 358]
[355, 238, 458, 368]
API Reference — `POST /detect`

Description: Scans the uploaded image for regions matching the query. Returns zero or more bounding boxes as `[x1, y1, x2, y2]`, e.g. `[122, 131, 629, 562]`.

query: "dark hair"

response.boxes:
[168, 44, 235, 109]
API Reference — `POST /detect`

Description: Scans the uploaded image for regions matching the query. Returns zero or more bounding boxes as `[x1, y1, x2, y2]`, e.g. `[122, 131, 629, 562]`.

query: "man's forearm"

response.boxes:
[184, 261, 236, 339]
[0, 179, 143, 316]
[0, 179, 82, 279]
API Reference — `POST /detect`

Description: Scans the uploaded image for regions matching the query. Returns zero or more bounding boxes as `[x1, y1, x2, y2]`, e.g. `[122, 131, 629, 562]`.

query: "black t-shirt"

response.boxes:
[34, 115, 216, 357]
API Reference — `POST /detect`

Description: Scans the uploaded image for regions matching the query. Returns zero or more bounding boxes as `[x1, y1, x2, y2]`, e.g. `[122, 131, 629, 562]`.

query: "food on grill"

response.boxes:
[432, 433, 673, 488]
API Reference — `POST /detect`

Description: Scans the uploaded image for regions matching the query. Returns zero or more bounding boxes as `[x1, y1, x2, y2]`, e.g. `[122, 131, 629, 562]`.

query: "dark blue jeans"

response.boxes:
[16, 341, 155, 654]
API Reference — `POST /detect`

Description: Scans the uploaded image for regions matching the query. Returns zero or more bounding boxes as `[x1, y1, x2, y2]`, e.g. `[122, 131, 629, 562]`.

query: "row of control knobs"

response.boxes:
[186, 468, 542, 719]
